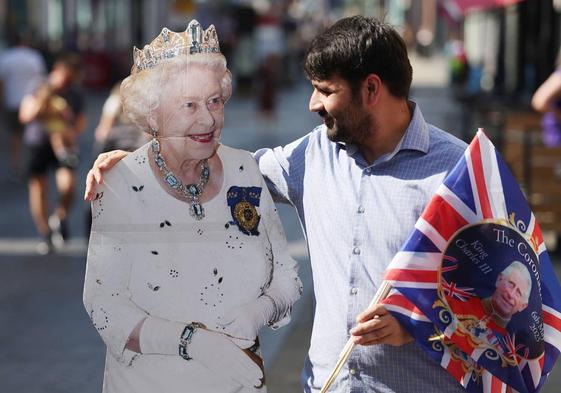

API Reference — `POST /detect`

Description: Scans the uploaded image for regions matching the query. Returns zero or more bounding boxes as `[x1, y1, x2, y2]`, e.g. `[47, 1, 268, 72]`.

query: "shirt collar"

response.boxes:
[399, 101, 429, 154]
[338, 101, 430, 164]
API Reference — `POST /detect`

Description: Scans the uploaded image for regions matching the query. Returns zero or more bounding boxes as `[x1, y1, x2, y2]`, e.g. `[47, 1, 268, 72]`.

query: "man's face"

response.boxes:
[491, 269, 529, 319]
[308, 75, 373, 145]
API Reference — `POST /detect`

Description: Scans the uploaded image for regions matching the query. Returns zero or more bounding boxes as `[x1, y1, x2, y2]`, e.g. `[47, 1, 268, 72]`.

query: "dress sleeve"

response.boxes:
[258, 172, 303, 329]
[253, 132, 311, 206]
[83, 168, 148, 365]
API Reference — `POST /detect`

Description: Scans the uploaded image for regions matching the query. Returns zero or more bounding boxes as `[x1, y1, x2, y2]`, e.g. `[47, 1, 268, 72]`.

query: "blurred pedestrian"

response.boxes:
[445, 35, 469, 95]
[231, 5, 257, 96]
[19, 53, 86, 254]
[85, 81, 148, 236]
[93, 81, 148, 155]
[254, 10, 285, 117]
[531, 64, 561, 147]
[0, 33, 46, 178]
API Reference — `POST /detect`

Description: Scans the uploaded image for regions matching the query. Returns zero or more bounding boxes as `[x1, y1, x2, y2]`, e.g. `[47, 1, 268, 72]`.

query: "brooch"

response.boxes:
[227, 186, 261, 236]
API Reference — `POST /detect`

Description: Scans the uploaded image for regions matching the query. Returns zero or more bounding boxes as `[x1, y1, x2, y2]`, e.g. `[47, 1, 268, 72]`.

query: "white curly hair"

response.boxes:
[120, 53, 232, 132]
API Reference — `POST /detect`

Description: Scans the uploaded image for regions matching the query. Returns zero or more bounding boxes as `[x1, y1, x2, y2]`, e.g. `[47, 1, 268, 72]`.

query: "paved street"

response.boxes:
[1, 54, 561, 392]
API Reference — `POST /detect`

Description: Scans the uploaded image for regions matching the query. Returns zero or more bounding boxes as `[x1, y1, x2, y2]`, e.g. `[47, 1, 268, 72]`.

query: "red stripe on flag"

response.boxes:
[383, 293, 424, 315]
[543, 309, 561, 331]
[490, 375, 505, 393]
[384, 268, 438, 283]
[444, 356, 465, 382]
[449, 330, 478, 358]
[421, 195, 469, 241]
[531, 221, 544, 249]
[469, 136, 493, 219]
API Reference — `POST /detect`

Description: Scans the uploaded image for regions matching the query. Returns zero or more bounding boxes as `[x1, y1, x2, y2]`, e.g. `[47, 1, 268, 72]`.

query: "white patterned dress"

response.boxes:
[84, 143, 302, 393]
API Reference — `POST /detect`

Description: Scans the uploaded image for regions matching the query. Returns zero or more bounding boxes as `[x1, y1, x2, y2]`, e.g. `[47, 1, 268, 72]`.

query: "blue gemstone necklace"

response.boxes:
[151, 137, 210, 220]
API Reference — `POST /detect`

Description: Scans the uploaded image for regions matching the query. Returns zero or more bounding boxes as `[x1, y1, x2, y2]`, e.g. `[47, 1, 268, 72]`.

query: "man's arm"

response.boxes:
[74, 113, 87, 134]
[252, 132, 311, 206]
[19, 86, 51, 124]
[532, 71, 561, 113]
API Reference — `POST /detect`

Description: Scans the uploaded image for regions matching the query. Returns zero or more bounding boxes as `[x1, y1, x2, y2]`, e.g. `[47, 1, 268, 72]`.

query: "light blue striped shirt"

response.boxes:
[255, 103, 468, 393]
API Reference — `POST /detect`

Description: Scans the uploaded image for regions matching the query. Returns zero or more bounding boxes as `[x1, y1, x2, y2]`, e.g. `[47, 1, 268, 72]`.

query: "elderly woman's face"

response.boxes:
[157, 64, 225, 160]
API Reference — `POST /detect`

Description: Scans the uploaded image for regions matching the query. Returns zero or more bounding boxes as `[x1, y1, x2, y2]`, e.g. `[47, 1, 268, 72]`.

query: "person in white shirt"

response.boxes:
[0, 34, 46, 176]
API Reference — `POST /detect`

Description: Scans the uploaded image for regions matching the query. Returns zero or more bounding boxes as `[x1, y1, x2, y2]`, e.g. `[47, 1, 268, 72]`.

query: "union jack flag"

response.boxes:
[382, 130, 561, 393]
[442, 279, 476, 302]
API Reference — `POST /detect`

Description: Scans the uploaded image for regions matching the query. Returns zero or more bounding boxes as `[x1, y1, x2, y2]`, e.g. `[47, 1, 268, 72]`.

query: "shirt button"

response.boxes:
[353, 247, 361, 255]
[364, 168, 371, 175]
[357, 205, 365, 214]
[350, 368, 357, 375]
[351, 287, 359, 295]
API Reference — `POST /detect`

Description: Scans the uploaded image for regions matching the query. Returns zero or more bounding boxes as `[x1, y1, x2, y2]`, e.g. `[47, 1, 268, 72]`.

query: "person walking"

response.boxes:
[0, 33, 46, 178]
[20, 53, 86, 254]
[532, 64, 561, 147]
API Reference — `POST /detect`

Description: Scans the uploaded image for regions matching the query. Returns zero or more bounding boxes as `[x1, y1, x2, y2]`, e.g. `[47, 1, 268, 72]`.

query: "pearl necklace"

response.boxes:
[151, 137, 210, 220]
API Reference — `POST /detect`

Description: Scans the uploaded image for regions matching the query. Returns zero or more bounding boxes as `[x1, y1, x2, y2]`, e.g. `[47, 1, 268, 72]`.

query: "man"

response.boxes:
[483, 261, 532, 328]
[0, 33, 46, 177]
[20, 54, 86, 254]
[85, 16, 467, 392]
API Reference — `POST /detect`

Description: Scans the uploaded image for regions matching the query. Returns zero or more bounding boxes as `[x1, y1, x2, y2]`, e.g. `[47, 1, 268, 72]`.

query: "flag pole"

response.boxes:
[319, 281, 393, 393]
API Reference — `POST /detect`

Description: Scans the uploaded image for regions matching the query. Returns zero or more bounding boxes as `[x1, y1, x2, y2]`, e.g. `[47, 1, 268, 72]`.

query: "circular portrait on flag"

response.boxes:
[438, 222, 544, 361]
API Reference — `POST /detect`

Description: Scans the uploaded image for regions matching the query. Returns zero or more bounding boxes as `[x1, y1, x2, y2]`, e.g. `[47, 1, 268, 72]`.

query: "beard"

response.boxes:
[322, 106, 374, 145]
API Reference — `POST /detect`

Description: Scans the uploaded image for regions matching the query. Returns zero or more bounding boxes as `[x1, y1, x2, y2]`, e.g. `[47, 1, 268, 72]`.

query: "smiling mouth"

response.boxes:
[188, 131, 214, 143]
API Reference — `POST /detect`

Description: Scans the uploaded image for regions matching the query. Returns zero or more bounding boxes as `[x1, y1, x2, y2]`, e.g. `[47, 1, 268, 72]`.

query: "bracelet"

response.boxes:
[262, 294, 280, 326]
[178, 322, 204, 360]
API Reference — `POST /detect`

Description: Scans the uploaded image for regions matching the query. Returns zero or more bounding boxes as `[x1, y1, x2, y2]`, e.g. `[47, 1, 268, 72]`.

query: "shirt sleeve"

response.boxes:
[257, 169, 303, 329]
[83, 166, 148, 365]
[253, 132, 311, 206]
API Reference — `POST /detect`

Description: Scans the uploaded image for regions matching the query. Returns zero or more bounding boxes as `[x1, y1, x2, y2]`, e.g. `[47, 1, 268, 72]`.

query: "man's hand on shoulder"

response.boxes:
[84, 150, 130, 201]
[350, 303, 413, 346]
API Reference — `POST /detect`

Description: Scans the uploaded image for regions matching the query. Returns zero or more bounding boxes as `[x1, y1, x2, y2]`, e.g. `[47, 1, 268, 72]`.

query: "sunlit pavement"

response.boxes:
[1, 55, 560, 392]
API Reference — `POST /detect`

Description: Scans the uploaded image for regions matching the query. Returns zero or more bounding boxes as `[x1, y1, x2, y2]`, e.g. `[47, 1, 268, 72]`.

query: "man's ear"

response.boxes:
[364, 74, 381, 103]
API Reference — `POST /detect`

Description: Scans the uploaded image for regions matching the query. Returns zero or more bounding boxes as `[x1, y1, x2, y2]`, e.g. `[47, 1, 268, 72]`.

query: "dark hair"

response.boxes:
[54, 53, 82, 74]
[304, 16, 412, 98]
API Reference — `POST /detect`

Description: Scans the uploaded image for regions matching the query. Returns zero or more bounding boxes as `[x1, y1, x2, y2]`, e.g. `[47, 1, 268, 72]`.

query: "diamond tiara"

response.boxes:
[132, 20, 221, 72]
